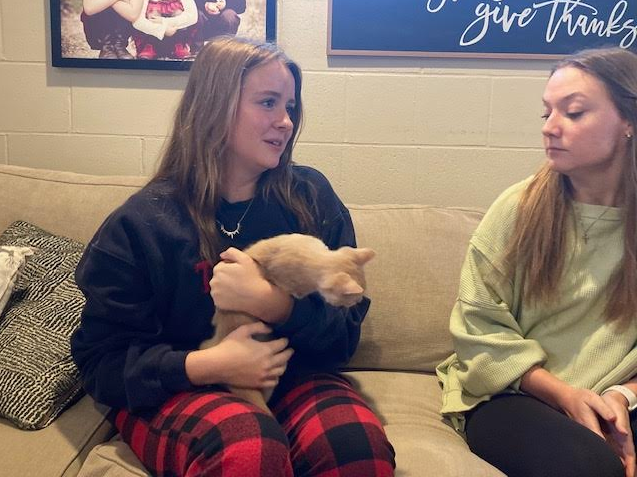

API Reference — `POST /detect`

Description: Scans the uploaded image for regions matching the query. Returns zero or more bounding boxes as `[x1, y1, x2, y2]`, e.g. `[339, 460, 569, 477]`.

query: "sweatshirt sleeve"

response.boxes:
[448, 241, 547, 400]
[272, 173, 369, 370]
[71, 217, 194, 412]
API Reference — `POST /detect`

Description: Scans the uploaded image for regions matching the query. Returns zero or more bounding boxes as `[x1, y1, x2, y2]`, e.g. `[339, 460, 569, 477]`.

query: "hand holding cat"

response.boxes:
[211, 247, 293, 324]
[186, 321, 294, 389]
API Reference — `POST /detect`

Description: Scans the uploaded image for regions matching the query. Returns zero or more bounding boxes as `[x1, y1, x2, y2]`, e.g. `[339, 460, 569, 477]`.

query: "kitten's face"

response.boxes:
[319, 247, 375, 307]
[246, 233, 375, 308]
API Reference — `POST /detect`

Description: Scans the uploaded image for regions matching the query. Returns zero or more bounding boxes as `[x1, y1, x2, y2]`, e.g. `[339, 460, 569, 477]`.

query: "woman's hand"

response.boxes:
[522, 366, 617, 439]
[185, 321, 294, 389]
[601, 391, 636, 477]
[557, 387, 618, 440]
[210, 247, 293, 324]
[559, 388, 637, 477]
[522, 367, 636, 476]
[210, 247, 269, 313]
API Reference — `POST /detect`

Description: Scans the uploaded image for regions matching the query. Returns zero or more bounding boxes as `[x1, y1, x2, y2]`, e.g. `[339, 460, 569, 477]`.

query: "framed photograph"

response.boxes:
[328, 0, 637, 59]
[51, 0, 276, 70]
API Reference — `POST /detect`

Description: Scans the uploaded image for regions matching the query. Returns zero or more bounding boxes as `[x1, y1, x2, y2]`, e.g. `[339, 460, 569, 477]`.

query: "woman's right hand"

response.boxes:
[601, 391, 636, 477]
[522, 366, 618, 439]
[185, 321, 294, 389]
[557, 387, 618, 439]
[523, 367, 634, 476]
[553, 386, 635, 477]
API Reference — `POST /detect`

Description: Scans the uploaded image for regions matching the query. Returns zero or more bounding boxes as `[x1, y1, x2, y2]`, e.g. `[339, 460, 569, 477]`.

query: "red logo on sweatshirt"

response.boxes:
[194, 260, 213, 293]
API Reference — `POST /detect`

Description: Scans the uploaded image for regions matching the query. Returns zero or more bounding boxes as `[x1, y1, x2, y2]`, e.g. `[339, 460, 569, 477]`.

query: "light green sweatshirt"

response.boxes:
[436, 178, 637, 431]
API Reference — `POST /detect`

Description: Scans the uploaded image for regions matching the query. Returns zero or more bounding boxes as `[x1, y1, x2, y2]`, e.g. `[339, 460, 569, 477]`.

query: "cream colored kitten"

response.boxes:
[200, 233, 375, 413]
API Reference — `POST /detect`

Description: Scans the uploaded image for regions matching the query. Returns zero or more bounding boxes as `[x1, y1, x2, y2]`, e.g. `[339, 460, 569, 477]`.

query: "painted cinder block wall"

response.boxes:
[0, 0, 553, 209]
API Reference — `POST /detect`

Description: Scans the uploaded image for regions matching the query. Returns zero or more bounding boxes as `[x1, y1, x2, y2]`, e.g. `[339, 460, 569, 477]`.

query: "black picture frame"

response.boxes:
[51, 0, 276, 71]
[328, 0, 637, 59]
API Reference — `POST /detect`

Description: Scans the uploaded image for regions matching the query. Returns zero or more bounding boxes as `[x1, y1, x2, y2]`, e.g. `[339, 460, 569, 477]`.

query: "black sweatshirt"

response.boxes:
[71, 166, 370, 412]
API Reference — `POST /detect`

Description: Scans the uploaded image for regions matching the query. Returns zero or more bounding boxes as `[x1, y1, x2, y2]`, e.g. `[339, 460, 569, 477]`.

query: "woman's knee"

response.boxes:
[117, 391, 293, 477]
[294, 413, 395, 476]
[187, 408, 292, 476]
[557, 436, 624, 477]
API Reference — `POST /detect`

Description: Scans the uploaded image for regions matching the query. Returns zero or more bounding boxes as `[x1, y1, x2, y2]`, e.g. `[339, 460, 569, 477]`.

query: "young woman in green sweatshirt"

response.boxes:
[438, 47, 637, 477]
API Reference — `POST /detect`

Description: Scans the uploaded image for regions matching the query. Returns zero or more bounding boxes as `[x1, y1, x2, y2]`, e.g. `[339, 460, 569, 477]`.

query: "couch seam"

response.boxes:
[0, 170, 146, 189]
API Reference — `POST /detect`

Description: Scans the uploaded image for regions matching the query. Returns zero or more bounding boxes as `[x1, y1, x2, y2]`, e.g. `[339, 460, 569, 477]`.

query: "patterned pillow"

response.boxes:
[0, 221, 86, 430]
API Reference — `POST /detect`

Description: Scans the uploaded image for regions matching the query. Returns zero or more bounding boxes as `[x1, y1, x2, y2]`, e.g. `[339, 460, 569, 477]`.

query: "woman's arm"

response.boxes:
[447, 241, 548, 399]
[111, 0, 144, 22]
[72, 244, 193, 411]
[84, 0, 141, 20]
[83, 0, 118, 16]
[131, 0, 170, 39]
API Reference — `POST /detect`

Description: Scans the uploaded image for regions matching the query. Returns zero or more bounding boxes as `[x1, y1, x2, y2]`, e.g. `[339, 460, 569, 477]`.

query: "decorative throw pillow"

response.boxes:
[0, 221, 86, 430]
[0, 246, 34, 315]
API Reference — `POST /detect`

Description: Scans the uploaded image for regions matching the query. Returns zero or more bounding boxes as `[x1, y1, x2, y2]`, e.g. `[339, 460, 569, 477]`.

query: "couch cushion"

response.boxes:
[343, 371, 505, 477]
[0, 395, 113, 477]
[78, 438, 150, 477]
[0, 221, 86, 429]
[0, 165, 147, 244]
[347, 205, 483, 373]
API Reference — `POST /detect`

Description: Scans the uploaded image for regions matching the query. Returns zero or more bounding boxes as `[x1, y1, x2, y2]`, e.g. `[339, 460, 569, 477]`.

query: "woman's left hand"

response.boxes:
[210, 247, 270, 315]
[601, 391, 636, 477]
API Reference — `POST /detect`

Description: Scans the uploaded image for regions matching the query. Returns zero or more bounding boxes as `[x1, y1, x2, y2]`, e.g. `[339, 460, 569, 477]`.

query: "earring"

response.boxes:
[627, 132, 633, 139]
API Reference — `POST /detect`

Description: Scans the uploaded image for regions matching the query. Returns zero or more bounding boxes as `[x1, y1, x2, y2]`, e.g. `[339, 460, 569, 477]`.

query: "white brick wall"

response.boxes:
[0, 0, 553, 208]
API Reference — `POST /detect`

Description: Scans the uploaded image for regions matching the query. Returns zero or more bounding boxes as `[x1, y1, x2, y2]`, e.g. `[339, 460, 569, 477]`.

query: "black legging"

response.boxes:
[466, 394, 634, 477]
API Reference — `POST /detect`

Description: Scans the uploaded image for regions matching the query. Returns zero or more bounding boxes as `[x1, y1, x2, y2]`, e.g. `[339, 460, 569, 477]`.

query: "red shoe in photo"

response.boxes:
[138, 42, 158, 60]
[171, 42, 191, 59]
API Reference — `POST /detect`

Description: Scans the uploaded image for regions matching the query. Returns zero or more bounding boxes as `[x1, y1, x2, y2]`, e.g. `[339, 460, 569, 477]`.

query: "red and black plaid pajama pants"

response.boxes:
[114, 373, 396, 476]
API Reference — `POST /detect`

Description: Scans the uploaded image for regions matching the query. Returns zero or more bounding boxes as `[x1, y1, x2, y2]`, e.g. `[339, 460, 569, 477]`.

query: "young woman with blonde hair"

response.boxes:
[72, 36, 395, 477]
[438, 47, 637, 477]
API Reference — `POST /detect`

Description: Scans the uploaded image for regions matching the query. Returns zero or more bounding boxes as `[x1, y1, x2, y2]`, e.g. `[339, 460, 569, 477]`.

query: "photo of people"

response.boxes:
[54, 0, 269, 66]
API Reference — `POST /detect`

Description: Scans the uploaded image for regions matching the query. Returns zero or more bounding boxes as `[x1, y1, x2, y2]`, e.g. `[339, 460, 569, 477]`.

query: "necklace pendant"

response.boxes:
[219, 223, 241, 239]
[216, 196, 255, 240]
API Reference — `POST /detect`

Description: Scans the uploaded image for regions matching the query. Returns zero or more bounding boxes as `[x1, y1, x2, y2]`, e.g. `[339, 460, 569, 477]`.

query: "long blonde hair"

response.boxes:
[151, 37, 316, 263]
[504, 47, 637, 321]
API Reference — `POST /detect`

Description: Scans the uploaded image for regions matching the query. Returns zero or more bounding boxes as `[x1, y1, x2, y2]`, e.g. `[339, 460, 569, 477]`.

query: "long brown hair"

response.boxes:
[151, 36, 316, 263]
[504, 47, 637, 321]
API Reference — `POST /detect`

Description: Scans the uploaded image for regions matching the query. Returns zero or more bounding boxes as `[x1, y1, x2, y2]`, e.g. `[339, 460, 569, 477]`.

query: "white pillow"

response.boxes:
[0, 246, 34, 315]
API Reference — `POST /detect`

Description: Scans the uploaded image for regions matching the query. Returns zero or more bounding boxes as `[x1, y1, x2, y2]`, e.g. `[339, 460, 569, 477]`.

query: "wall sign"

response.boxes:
[328, 0, 637, 59]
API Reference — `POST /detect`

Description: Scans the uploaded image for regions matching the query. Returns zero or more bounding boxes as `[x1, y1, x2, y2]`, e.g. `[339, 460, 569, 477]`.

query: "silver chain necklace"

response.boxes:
[216, 197, 255, 239]
[576, 203, 611, 244]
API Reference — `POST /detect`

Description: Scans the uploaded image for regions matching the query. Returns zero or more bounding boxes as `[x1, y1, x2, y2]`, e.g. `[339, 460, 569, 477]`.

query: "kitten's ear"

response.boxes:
[352, 248, 375, 265]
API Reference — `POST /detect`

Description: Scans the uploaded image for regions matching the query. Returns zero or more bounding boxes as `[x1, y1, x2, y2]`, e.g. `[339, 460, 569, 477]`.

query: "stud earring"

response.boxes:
[627, 132, 633, 139]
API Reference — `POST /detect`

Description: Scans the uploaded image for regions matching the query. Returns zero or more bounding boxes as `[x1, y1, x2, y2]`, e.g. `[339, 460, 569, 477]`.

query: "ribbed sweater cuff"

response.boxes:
[159, 350, 195, 393]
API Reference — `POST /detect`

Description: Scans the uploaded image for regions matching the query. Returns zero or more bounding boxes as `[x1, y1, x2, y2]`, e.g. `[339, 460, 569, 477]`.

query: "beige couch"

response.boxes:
[0, 164, 504, 477]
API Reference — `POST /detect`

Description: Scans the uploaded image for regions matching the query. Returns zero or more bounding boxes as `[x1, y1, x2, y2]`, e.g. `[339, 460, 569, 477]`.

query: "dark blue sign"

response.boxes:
[328, 0, 637, 58]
